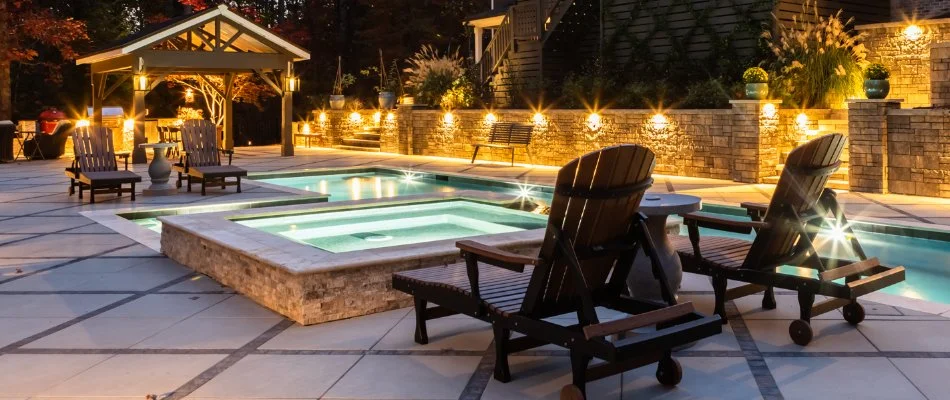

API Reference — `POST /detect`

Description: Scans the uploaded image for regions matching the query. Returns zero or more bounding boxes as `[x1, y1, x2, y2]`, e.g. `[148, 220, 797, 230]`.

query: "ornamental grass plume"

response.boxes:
[403, 45, 464, 105]
[762, 0, 868, 108]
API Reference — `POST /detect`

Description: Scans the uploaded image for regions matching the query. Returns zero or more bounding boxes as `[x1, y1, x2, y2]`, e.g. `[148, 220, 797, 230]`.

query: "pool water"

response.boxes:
[255, 171, 550, 202]
[235, 200, 547, 253]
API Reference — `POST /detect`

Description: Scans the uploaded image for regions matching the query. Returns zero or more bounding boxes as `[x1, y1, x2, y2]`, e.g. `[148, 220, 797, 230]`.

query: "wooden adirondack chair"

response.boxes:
[393, 145, 722, 397]
[173, 119, 246, 195]
[674, 133, 905, 346]
[68, 125, 141, 204]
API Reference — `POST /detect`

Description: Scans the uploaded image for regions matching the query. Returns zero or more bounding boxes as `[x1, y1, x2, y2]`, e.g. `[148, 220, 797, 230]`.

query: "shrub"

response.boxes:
[742, 67, 769, 84]
[865, 63, 890, 80]
[440, 76, 476, 109]
[404, 45, 463, 106]
[559, 59, 617, 109]
[762, 0, 867, 108]
[680, 79, 731, 109]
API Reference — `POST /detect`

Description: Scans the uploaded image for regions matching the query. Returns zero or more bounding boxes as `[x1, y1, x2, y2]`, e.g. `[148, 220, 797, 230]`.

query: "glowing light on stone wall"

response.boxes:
[650, 113, 669, 131]
[904, 24, 923, 41]
[586, 113, 603, 131]
[484, 112, 497, 126]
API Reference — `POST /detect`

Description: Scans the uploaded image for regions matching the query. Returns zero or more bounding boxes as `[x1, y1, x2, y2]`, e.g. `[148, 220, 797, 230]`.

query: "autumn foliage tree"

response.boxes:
[0, 0, 88, 119]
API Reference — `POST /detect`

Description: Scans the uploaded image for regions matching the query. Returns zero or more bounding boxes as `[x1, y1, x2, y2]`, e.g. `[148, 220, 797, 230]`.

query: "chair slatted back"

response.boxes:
[72, 125, 118, 172]
[486, 122, 514, 143]
[742, 133, 846, 269]
[521, 144, 656, 316]
[508, 123, 533, 145]
[181, 120, 220, 167]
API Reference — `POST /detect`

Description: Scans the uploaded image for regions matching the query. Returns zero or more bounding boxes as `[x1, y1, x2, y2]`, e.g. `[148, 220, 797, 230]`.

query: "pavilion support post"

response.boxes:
[280, 72, 293, 157]
[223, 73, 235, 150]
[131, 64, 147, 164]
[91, 73, 105, 124]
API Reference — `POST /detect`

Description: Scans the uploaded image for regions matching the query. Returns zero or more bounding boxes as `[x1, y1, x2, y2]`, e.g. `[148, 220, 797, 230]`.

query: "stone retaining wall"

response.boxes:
[858, 19, 950, 108]
[886, 108, 950, 197]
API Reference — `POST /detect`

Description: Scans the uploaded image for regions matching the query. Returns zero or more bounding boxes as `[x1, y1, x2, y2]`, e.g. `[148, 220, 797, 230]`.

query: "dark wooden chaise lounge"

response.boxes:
[68, 125, 141, 204]
[394, 144, 722, 398]
[674, 133, 905, 345]
[471, 122, 533, 166]
[173, 119, 246, 195]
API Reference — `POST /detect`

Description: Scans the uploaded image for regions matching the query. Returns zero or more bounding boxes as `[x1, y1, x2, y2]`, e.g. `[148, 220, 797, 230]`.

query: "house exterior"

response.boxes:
[466, 0, 892, 104]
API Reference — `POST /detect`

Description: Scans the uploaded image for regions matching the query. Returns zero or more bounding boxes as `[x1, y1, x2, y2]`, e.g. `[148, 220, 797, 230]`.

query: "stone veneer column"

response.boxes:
[846, 99, 903, 193]
[393, 104, 414, 155]
[729, 100, 781, 183]
[931, 43, 950, 107]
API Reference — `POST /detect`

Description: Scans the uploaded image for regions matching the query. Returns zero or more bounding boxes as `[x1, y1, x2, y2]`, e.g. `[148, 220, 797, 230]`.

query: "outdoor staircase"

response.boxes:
[335, 126, 381, 152]
[763, 119, 850, 190]
[477, 0, 576, 84]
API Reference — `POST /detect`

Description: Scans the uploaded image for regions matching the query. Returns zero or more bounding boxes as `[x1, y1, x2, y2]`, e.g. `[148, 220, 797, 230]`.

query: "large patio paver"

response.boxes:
[858, 320, 950, 352]
[766, 357, 925, 400]
[0, 354, 112, 397]
[38, 354, 226, 398]
[322, 355, 481, 399]
[188, 354, 359, 399]
[622, 357, 761, 399]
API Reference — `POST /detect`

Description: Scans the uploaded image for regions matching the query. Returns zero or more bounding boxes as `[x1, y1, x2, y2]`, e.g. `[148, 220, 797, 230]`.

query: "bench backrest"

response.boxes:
[72, 125, 118, 172]
[742, 133, 846, 269]
[521, 144, 655, 317]
[181, 119, 220, 167]
[486, 122, 533, 145]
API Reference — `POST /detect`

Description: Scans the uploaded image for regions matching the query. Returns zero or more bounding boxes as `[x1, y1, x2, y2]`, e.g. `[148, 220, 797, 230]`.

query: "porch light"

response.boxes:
[286, 76, 300, 92]
[586, 113, 603, 131]
[185, 89, 195, 103]
[135, 74, 148, 91]
[650, 113, 669, 131]
[443, 112, 455, 125]
[904, 24, 923, 41]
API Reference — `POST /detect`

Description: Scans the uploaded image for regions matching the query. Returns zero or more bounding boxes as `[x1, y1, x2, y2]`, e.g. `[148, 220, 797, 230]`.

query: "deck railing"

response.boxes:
[477, 0, 575, 83]
[480, 6, 515, 83]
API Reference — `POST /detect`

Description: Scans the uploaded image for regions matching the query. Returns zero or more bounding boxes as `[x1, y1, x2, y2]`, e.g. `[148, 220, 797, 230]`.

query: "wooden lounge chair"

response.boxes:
[173, 119, 246, 195]
[393, 144, 722, 397]
[674, 133, 905, 345]
[471, 122, 533, 166]
[68, 125, 141, 204]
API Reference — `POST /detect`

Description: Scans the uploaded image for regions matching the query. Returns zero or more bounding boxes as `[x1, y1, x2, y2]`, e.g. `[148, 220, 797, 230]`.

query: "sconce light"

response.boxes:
[650, 113, 669, 131]
[134, 74, 148, 91]
[301, 122, 312, 135]
[122, 118, 134, 133]
[904, 24, 923, 41]
[761, 103, 778, 119]
[348, 112, 362, 124]
[532, 112, 546, 125]
[443, 112, 455, 125]
[386, 112, 395, 123]
[373, 111, 382, 125]
[285, 76, 300, 92]
[795, 113, 809, 130]
[484, 112, 497, 125]
[318, 112, 328, 124]
[586, 113, 603, 131]
[185, 88, 195, 103]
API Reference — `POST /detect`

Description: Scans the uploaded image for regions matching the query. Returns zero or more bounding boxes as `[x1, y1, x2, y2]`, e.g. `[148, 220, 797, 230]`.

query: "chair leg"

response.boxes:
[78, 183, 83, 200]
[236, 177, 242, 193]
[492, 323, 512, 382]
[89, 186, 96, 204]
[712, 275, 728, 324]
[68, 179, 75, 196]
[201, 179, 206, 196]
[569, 350, 591, 396]
[221, 178, 226, 190]
[130, 182, 136, 201]
[116, 185, 121, 197]
[510, 148, 515, 166]
[471, 146, 480, 164]
[413, 297, 429, 345]
[762, 286, 777, 310]
[176, 172, 182, 188]
[797, 291, 815, 322]
[186, 176, 192, 192]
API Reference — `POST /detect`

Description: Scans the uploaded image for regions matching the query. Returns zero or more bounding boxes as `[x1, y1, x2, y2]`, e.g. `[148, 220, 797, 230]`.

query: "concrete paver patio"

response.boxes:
[0, 145, 949, 399]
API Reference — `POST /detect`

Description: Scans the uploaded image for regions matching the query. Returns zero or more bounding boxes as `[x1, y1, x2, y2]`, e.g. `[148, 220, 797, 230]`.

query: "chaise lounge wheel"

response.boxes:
[559, 384, 585, 400]
[789, 319, 813, 346]
[842, 302, 865, 325]
[656, 356, 683, 386]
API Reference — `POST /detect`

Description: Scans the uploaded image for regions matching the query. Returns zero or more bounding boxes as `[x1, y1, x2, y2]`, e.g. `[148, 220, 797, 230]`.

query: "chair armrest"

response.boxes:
[219, 148, 234, 165]
[456, 240, 536, 273]
[583, 302, 695, 339]
[682, 212, 768, 235]
[740, 202, 768, 221]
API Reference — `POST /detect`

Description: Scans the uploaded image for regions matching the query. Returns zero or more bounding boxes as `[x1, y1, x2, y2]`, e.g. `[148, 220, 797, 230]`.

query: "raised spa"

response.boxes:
[234, 200, 547, 253]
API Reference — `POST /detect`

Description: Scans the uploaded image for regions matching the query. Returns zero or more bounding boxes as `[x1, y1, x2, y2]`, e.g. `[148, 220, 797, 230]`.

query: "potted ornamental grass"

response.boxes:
[743, 67, 769, 100]
[864, 63, 890, 99]
[330, 57, 354, 110]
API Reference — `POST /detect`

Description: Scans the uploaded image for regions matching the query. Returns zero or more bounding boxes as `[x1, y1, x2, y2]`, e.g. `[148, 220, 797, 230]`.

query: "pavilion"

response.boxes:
[75, 4, 310, 163]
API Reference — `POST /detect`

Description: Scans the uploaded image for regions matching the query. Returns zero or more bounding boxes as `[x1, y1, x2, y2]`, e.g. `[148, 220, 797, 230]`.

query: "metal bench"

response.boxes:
[471, 122, 533, 166]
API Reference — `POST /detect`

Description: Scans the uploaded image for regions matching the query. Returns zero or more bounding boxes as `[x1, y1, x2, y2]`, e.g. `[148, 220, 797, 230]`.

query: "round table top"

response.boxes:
[138, 142, 178, 149]
[640, 193, 702, 216]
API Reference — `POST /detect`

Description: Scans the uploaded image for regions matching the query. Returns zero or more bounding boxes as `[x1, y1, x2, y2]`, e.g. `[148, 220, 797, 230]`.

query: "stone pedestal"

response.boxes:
[729, 100, 781, 183]
[846, 99, 903, 194]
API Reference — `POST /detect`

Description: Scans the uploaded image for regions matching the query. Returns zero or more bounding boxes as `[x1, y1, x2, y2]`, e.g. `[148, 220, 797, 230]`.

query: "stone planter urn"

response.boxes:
[745, 83, 769, 100]
[378, 92, 396, 109]
[329, 95, 345, 110]
[864, 79, 890, 99]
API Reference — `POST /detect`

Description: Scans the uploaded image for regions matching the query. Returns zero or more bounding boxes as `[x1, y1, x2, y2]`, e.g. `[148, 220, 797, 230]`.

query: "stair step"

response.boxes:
[342, 138, 381, 147]
[334, 145, 381, 153]
[355, 133, 381, 141]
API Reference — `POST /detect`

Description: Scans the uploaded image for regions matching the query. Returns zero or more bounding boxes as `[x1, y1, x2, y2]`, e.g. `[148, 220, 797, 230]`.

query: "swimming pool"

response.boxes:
[235, 200, 547, 253]
[128, 167, 950, 305]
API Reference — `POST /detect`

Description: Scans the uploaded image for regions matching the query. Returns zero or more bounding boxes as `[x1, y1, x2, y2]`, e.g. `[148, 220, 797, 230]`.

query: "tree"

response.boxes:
[0, 0, 87, 119]
[166, 74, 277, 125]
